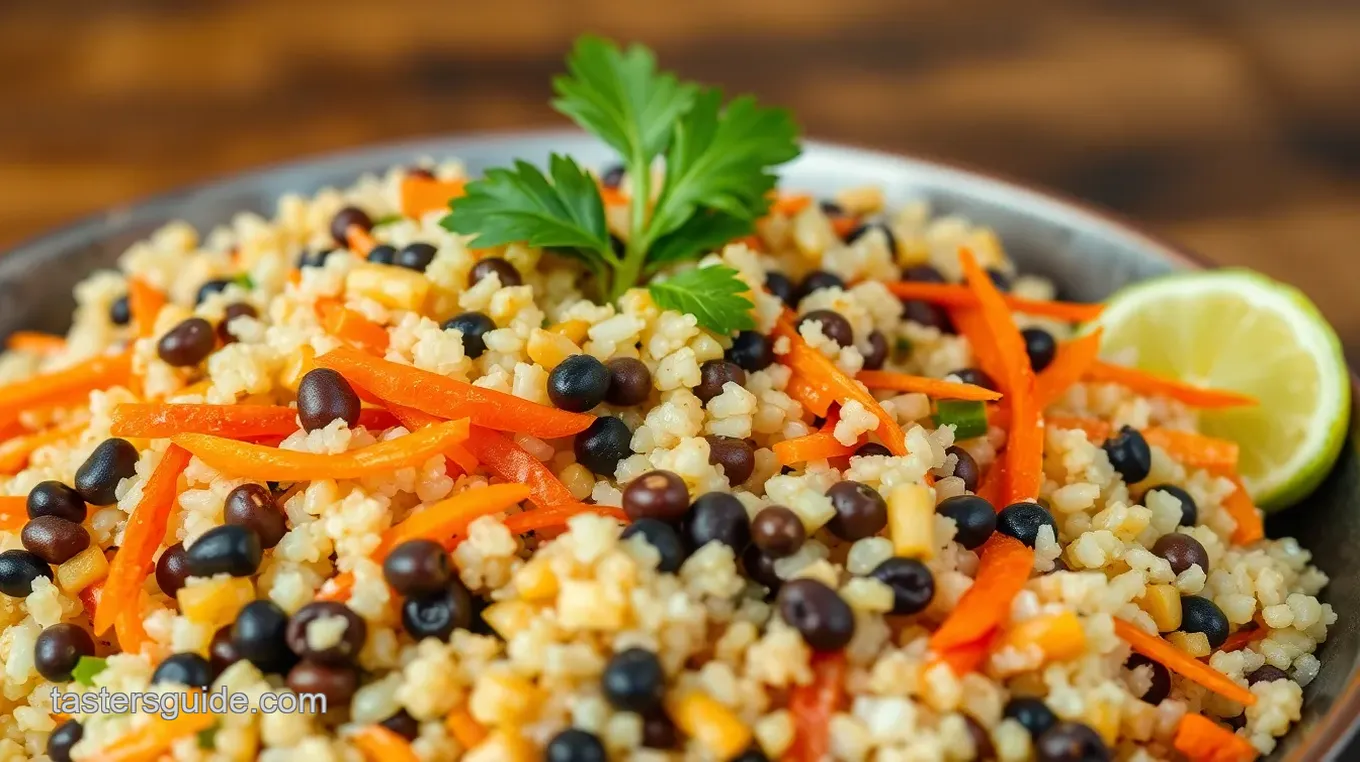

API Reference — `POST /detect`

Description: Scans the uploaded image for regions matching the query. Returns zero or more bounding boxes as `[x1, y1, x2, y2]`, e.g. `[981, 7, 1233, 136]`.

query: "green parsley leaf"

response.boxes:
[648, 266, 755, 335]
[552, 35, 698, 166]
[646, 210, 754, 271]
[643, 89, 800, 250]
[72, 655, 108, 686]
[443, 154, 612, 263]
[371, 213, 404, 227]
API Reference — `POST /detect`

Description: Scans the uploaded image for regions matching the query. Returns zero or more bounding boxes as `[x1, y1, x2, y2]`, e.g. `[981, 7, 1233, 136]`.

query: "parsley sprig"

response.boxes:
[443, 36, 800, 334]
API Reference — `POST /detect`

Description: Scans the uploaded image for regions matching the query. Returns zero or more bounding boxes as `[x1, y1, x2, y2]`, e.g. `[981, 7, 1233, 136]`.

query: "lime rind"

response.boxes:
[1092, 269, 1350, 511]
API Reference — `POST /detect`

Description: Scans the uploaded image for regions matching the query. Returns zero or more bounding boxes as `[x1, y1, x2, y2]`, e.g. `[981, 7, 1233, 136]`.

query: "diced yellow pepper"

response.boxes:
[666, 690, 753, 762]
[344, 263, 431, 312]
[526, 329, 579, 370]
[1136, 584, 1182, 634]
[55, 544, 109, 594]
[470, 671, 543, 726]
[1166, 630, 1211, 658]
[513, 558, 559, 602]
[548, 320, 591, 345]
[998, 611, 1086, 664]
[177, 577, 256, 630]
[967, 229, 1007, 270]
[555, 464, 595, 502]
[480, 601, 537, 640]
[278, 345, 317, 392]
[887, 484, 936, 560]
[1084, 695, 1121, 746]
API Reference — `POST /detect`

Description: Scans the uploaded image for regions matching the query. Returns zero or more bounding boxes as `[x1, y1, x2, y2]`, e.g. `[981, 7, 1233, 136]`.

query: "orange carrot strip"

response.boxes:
[1222, 476, 1264, 545]
[444, 443, 478, 474]
[950, 306, 1009, 391]
[0, 351, 132, 414]
[1173, 713, 1258, 762]
[1045, 415, 1112, 442]
[734, 234, 765, 252]
[773, 315, 907, 456]
[463, 426, 586, 513]
[94, 445, 192, 634]
[784, 375, 834, 418]
[934, 630, 998, 675]
[86, 709, 216, 762]
[316, 301, 390, 355]
[772, 432, 856, 465]
[930, 535, 1034, 657]
[1221, 625, 1268, 653]
[1086, 361, 1257, 408]
[78, 581, 103, 620]
[111, 403, 399, 440]
[959, 248, 1040, 502]
[976, 460, 1006, 508]
[346, 224, 377, 257]
[786, 651, 846, 762]
[0, 420, 86, 475]
[1113, 618, 1257, 705]
[830, 216, 859, 239]
[1142, 428, 1239, 470]
[885, 282, 1105, 322]
[0, 496, 25, 530]
[128, 278, 166, 339]
[315, 574, 355, 602]
[500, 504, 629, 536]
[445, 707, 489, 749]
[5, 331, 66, 355]
[599, 185, 629, 208]
[857, 370, 1001, 401]
[1033, 330, 1104, 407]
[171, 419, 468, 482]
[317, 346, 595, 439]
[400, 176, 467, 219]
[770, 193, 813, 217]
[353, 724, 421, 762]
[374, 483, 530, 558]
[114, 605, 149, 654]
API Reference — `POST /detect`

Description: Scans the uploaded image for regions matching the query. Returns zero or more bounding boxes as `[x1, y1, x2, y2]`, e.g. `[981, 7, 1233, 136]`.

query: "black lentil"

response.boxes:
[21, 516, 89, 565]
[706, 435, 755, 486]
[602, 647, 666, 713]
[862, 330, 889, 370]
[442, 311, 495, 359]
[623, 471, 690, 522]
[1247, 665, 1291, 685]
[604, 357, 651, 406]
[574, 416, 633, 475]
[694, 360, 747, 404]
[0, 549, 53, 597]
[947, 446, 981, 492]
[34, 623, 95, 681]
[157, 317, 217, 367]
[1126, 654, 1171, 704]
[468, 257, 522, 288]
[330, 206, 373, 246]
[796, 309, 854, 347]
[1022, 327, 1058, 372]
[546, 729, 607, 762]
[1151, 533, 1210, 576]
[750, 506, 805, 558]
[47, 719, 82, 762]
[869, 557, 936, 615]
[109, 296, 131, 326]
[795, 270, 845, 302]
[402, 581, 474, 641]
[366, 244, 397, 265]
[382, 539, 452, 597]
[152, 652, 213, 688]
[620, 519, 686, 573]
[155, 542, 192, 597]
[217, 302, 259, 344]
[186, 524, 263, 578]
[1145, 484, 1198, 527]
[223, 484, 287, 549]
[1179, 595, 1230, 648]
[286, 601, 367, 664]
[725, 331, 775, 372]
[1004, 696, 1058, 737]
[685, 492, 751, 550]
[764, 272, 796, 307]
[549, 354, 611, 412]
[825, 480, 888, 540]
[287, 661, 359, 706]
[1103, 426, 1152, 483]
[996, 501, 1057, 548]
[231, 600, 296, 675]
[936, 495, 997, 550]
[777, 578, 856, 651]
[74, 438, 140, 505]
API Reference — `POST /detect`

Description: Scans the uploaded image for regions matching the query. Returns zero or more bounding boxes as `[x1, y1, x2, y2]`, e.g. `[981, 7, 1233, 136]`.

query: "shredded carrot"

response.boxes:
[929, 535, 1034, 658]
[886, 281, 1105, 322]
[770, 192, 813, 217]
[1220, 624, 1268, 653]
[857, 370, 1002, 401]
[353, 724, 421, 762]
[1033, 330, 1104, 407]
[0, 350, 132, 414]
[5, 331, 67, 355]
[317, 346, 595, 439]
[316, 300, 390, 355]
[975, 460, 1006, 508]
[114, 605, 149, 654]
[959, 248, 1040, 502]
[598, 184, 629, 208]
[463, 426, 582, 512]
[1113, 618, 1256, 705]
[771, 431, 856, 465]
[111, 403, 397, 440]
[445, 707, 489, 749]
[949, 307, 1007, 391]
[0, 420, 86, 475]
[0, 496, 25, 530]
[171, 419, 469, 482]
[94, 445, 192, 635]
[500, 504, 629, 536]
[1173, 712, 1259, 762]
[1045, 415, 1112, 442]
[444, 442, 479, 474]
[1221, 475, 1264, 545]
[346, 224, 377, 257]
[829, 216, 859, 239]
[784, 374, 834, 418]
[374, 483, 530, 558]
[772, 314, 907, 456]
[1143, 428, 1239, 470]
[399, 176, 467, 219]
[934, 630, 998, 676]
[1085, 361, 1257, 408]
[734, 234, 765, 252]
[786, 651, 846, 762]
[85, 709, 216, 762]
[315, 574, 355, 602]
[128, 278, 166, 339]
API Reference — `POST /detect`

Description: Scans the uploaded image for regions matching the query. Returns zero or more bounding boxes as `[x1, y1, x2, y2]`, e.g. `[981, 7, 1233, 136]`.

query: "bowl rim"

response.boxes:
[3, 128, 1358, 760]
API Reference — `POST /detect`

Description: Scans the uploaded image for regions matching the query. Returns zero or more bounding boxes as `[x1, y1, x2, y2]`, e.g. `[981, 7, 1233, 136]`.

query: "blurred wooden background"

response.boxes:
[3, 0, 1360, 349]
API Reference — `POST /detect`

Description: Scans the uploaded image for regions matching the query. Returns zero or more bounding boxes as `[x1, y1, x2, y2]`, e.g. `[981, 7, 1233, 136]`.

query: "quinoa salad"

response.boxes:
[0, 37, 1336, 762]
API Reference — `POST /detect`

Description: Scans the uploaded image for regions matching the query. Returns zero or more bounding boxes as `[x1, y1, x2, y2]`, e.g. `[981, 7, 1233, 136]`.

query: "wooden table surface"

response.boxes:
[4, 0, 1360, 352]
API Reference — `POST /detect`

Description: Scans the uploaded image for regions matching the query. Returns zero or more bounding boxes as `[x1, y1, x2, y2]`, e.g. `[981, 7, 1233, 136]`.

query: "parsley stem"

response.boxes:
[611, 152, 652, 301]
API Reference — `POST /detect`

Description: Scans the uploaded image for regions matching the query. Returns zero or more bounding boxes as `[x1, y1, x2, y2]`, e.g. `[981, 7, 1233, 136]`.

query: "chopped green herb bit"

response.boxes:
[72, 655, 108, 686]
[934, 400, 989, 440]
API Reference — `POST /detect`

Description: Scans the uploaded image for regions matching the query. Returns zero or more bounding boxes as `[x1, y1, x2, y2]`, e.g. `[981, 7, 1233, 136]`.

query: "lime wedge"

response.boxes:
[1093, 269, 1350, 510]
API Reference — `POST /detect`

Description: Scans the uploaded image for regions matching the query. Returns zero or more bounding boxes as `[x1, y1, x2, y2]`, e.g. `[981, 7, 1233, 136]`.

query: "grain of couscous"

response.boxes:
[0, 35, 1333, 762]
